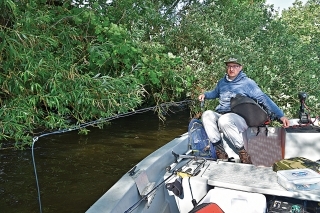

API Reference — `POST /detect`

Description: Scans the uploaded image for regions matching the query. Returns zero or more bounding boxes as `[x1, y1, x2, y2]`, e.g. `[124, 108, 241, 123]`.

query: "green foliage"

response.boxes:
[0, 0, 187, 148]
[165, 0, 320, 119]
[1, 0, 320, 148]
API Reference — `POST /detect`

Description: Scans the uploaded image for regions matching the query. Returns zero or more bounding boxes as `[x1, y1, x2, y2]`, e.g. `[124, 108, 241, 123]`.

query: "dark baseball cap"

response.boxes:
[224, 55, 242, 65]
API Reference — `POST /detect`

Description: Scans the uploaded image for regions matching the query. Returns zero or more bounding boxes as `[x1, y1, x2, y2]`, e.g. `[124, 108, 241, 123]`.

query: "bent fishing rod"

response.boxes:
[31, 100, 192, 213]
[124, 168, 179, 213]
[125, 151, 216, 213]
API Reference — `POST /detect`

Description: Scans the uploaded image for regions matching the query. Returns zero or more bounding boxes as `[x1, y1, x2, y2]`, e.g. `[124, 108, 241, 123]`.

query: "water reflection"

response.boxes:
[0, 110, 190, 213]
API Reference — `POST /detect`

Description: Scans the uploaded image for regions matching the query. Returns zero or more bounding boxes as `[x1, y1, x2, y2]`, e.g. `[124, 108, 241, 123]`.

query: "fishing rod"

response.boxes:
[124, 168, 179, 213]
[166, 149, 194, 172]
[125, 149, 236, 213]
[125, 149, 208, 213]
[200, 100, 205, 109]
[31, 100, 192, 213]
[170, 151, 236, 167]
[124, 153, 207, 213]
[170, 151, 213, 177]
[172, 150, 215, 161]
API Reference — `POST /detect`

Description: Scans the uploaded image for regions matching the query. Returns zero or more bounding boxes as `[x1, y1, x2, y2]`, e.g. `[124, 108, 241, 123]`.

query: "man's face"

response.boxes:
[226, 63, 242, 80]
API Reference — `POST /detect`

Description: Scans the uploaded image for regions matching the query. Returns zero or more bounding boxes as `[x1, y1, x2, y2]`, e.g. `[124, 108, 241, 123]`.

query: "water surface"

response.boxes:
[0, 109, 190, 213]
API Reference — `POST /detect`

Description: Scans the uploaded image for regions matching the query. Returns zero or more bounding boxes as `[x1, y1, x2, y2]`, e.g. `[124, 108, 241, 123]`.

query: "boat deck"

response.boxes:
[202, 161, 320, 202]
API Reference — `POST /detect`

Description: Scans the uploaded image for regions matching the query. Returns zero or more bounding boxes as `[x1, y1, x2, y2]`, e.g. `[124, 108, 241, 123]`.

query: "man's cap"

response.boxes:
[224, 55, 242, 65]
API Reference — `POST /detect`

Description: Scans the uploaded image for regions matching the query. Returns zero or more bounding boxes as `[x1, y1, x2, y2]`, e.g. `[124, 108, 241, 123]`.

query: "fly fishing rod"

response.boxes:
[125, 149, 206, 213]
[170, 151, 236, 166]
[170, 151, 211, 176]
[166, 149, 195, 172]
[124, 168, 180, 213]
[30, 100, 192, 213]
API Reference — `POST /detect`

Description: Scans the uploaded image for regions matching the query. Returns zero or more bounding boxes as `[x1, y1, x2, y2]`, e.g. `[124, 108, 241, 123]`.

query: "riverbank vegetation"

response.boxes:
[1, 0, 319, 149]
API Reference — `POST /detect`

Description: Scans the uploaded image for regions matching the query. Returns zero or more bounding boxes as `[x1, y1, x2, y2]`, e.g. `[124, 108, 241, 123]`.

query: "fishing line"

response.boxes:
[31, 100, 191, 213]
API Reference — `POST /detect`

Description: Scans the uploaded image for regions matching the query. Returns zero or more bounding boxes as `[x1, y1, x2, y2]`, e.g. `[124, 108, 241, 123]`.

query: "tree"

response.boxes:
[1, 0, 320, 148]
[0, 0, 188, 148]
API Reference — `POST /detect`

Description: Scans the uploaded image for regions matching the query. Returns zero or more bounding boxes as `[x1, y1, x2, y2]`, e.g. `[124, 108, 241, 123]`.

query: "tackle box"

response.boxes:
[277, 168, 320, 191]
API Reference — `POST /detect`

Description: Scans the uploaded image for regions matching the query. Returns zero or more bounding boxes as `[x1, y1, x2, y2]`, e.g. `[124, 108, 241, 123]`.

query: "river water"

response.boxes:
[0, 109, 190, 213]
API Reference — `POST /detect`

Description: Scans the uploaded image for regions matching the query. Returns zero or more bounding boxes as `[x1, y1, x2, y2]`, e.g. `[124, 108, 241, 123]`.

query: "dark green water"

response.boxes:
[0, 109, 190, 213]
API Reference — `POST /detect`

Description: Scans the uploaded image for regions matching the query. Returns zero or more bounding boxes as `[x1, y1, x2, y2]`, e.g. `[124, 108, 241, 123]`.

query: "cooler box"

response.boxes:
[199, 187, 267, 213]
[277, 168, 320, 191]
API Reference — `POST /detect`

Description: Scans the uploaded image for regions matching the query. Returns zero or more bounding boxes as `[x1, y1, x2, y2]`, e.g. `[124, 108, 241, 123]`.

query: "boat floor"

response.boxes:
[200, 161, 320, 202]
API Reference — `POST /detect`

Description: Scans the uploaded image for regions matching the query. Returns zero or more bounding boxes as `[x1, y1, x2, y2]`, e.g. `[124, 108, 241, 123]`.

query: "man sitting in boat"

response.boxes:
[198, 55, 290, 164]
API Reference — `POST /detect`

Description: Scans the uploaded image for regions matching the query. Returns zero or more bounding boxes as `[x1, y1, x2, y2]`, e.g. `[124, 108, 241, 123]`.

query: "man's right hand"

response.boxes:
[198, 94, 205, 102]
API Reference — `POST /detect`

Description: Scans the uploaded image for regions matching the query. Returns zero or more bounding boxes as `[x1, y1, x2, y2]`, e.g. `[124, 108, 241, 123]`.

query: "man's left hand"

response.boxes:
[280, 116, 290, 128]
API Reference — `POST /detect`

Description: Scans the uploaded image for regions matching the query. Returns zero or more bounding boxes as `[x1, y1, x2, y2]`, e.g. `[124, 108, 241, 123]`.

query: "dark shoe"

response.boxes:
[215, 149, 229, 159]
[214, 140, 229, 159]
[238, 148, 252, 164]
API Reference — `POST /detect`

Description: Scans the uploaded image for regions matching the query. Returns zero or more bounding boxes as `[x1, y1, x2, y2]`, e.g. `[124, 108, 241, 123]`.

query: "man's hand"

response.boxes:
[280, 116, 290, 128]
[198, 94, 205, 102]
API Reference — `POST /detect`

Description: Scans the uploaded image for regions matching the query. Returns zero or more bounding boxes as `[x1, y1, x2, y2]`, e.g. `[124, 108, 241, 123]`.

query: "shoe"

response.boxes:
[238, 148, 252, 164]
[215, 149, 229, 159]
[214, 140, 229, 159]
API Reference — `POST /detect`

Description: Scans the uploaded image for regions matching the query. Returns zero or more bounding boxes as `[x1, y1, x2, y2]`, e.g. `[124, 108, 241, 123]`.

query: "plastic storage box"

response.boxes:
[277, 168, 320, 191]
[199, 187, 267, 213]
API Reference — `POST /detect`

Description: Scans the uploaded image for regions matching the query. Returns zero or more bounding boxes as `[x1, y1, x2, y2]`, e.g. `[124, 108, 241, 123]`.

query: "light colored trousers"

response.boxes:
[201, 110, 248, 149]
